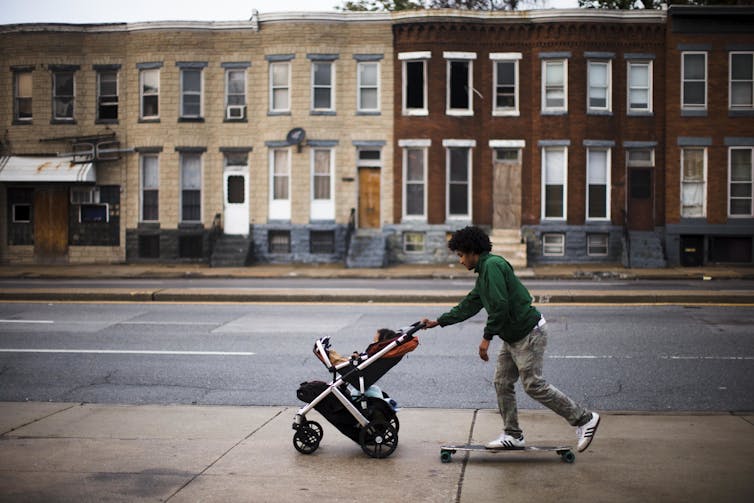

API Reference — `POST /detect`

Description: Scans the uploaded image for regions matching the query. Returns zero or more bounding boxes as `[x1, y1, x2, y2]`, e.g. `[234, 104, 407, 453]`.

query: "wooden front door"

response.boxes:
[493, 160, 522, 229]
[627, 167, 654, 231]
[34, 188, 69, 261]
[358, 167, 380, 229]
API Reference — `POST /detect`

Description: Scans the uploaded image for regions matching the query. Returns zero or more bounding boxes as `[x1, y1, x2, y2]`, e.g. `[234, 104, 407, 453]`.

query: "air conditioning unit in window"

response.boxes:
[227, 105, 246, 119]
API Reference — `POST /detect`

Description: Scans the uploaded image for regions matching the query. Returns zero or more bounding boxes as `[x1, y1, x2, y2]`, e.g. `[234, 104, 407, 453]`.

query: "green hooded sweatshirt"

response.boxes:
[437, 252, 541, 344]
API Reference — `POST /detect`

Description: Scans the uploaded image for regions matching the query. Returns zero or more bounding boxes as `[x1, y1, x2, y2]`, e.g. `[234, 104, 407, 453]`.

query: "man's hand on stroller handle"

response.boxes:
[421, 318, 439, 329]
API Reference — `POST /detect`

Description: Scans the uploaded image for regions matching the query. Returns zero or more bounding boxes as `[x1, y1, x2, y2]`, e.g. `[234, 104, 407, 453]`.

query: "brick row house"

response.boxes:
[1, 6, 752, 268]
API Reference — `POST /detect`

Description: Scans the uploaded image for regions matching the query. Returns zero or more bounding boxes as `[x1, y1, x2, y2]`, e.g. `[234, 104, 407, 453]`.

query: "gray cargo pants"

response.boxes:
[493, 320, 588, 437]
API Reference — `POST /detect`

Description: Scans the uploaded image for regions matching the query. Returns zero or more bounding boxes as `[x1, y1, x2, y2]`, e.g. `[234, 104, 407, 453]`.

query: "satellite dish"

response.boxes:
[286, 128, 306, 152]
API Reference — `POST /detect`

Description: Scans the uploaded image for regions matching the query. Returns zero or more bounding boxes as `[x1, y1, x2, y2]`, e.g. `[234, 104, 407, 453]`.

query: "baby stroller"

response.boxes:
[292, 321, 424, 458]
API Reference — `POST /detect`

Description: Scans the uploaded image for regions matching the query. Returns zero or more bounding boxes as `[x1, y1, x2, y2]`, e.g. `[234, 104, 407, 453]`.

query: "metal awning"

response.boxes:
[0, 156, 95, 183]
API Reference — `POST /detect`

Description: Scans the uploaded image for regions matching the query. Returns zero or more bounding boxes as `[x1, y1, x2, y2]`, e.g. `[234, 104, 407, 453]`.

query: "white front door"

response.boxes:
[223, 168, 249, 235]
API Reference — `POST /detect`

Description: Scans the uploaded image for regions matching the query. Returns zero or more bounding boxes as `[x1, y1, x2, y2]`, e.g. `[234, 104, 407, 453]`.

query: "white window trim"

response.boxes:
[627, 60, 653, 114]
[140, 154, 159, 223]
[587, 234, 609, 257]
[445, 144, 473, 221]
[586, 147, 611, 221]
[269, 148, 292, 220]
[402, 59, 428, 116]
[541, 59, 568, 114]
[225, 69, 247, 119]
[269, 61, 291, 113]
[489, 139, 526, 149]
[310, 147, 335, 221]
[587, 60, 612, 113]
[490, 53, 521, 117]
[728, 146, 754, 218]
[180, 68, 203, 119]
[680, 147, 707, 218]
[357, 61, 380, 113]
[541, 146, 568, 221]
[729, 52, 754, 111]
[179, 153, 203, 223]
[402, 145, 428, 220]
[311, 61, 335, 112]
[445, 53, 475, 116]
[681, 51, 708, 111]
[96, 70, 118, 121]
[542, 233, 565, 257]
[140, 69, 159, 120]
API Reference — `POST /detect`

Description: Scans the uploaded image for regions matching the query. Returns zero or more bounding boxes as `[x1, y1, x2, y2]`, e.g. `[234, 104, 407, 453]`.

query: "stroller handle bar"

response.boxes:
[397, 320, 426, 338]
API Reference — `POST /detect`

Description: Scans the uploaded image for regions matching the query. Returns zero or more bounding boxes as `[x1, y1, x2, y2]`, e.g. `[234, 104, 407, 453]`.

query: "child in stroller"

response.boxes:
[293, 321, 423, 458]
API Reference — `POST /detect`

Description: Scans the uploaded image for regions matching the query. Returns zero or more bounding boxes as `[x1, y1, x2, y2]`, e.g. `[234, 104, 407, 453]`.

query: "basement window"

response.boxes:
[403, 232, 425, 253]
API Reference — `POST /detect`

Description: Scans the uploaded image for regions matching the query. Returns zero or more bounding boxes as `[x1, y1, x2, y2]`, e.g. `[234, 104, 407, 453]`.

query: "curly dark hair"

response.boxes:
[447, 226, 492, 255]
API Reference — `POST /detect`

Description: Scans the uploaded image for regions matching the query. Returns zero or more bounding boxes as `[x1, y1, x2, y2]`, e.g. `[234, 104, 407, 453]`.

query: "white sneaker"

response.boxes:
[485, 433, 525, 450]
[576, 412, 600, 452]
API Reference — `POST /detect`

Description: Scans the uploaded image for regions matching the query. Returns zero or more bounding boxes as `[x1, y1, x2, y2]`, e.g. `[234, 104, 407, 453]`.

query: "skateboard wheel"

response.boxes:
[561, 450, 576, 463]
[440, 450, 453, 463]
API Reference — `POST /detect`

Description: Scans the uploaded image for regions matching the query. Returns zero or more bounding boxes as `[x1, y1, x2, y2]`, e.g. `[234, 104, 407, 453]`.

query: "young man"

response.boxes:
[422, 226, 600, 452]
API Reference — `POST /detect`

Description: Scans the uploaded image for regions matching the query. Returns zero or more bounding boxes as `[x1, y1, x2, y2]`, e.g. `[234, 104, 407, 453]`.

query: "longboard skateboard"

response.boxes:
[440, 444, 575, 464]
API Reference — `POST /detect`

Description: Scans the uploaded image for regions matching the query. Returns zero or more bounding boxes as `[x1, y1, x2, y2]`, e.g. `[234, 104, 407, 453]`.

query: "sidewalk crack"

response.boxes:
[454, 409, 478, 503]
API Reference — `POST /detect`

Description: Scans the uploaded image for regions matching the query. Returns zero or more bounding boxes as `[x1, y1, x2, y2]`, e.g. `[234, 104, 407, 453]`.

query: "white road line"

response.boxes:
[0, 319, 54, 324]
[0, 349, 255, 356]
[548, 355, 753, 361]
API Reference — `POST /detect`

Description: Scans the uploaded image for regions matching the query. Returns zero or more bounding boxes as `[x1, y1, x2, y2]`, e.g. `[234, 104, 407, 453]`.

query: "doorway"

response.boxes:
[358, 167, 380, 229]
[628, 167, 654, 230]
[223, 169, 249, 235]
[34, 187, 69, 262]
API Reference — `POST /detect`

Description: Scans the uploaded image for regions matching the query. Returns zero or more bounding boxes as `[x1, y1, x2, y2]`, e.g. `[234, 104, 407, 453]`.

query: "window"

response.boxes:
[270, 62, 291, 113]
[587, 60, 611, 113]
[52, 70, 75, 120]
[13, 70, 32, 122]
[627, 60, 652, 114]
[268, 230, 291, 254]
[403, 232, 425, 253]
[542, 233, 565, 256]
[587, 234, 609, 257]
[495, 148, 520, 163]
[140, 68, 159, 119]
[179, 235, 204, 258]
[587, 148, 610, 220]
[310, 230, 335, 254]
[682, 52, 707, 110]
[445, 52, 475, 115]
[400, 52, 430, 115]
[491, 53, 520, 116]
[311, 148, 334, 220]
[96, 69, 118, 121]
[180, 153, 202, 222]
[138, 235, 160, 258]
[357, 61, 380, 112]
[225, 68, 247, 120]
[402, 145, 428, 219]
[681, 147, 706, 217]
[446, 145, 472, 218]
[140, 155, 159, 222]
[311, 61, 334, 112]
[730, 52, 754, 111]
[542, 59, 567, 113]
[270, 148, 291, 220]
[80, 204, 108, 223]
[542, 147, 567, 219]
[180, 68, 203, 119]
[729, 147, 753, 217]
[12, 204, 31, 223]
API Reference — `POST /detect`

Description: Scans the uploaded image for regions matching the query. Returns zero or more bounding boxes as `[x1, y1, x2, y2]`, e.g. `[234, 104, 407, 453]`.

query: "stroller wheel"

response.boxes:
[293, 421, 323, 454]
[359, 420, 398, 459]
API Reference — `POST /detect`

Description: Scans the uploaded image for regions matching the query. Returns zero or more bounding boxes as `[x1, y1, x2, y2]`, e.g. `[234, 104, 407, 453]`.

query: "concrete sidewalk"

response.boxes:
[1, 402, 752, 502]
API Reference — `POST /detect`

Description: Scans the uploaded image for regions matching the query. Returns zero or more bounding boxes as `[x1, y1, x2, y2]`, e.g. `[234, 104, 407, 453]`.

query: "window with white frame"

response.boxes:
[542, 233, 565, 256]
[587, 148, 610, 220]
[140, 68, 159, 119]
[225, 68, 247, 120]
[401, 143, 428, 219]
[490, 53, 520, 116]
[542, 146, 567, 219]
[682, 52, 707, 110]
[96, 69, 118, 121]
[180, 67, 203, 119]
[13, 70, 32, 122]
[140, 154, 159, 222]
[311, 148, 334, 220]
[681, 147, 706, 217]
[400, 52, 429, 115]
[730, 52, 754, 111]
[587, 234, 609, 256]
[270, 61, 291, 113]
[729, 147, 753, 217]
[357, 61, 380, 112]
[180, 153, 202, 222]
[445, 52, 475, 116]
[446, 144, 472, 219]
[403, 232, 425, 253]
[587, 60, 611, 113]
[542, 59, 567, 113]
[311, 60, 334, 112]
[270, 148, 291, 220]
[52, 70, 75, 120]
[627, 60, 652, 113]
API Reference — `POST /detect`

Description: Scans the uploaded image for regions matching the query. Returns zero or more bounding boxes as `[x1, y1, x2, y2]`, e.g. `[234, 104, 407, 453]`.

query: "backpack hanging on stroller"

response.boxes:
[292, 321, 424, 458]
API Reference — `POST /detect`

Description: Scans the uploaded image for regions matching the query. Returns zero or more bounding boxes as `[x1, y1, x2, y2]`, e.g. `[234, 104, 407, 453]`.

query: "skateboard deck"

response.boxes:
[440, 444, 575, 463]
